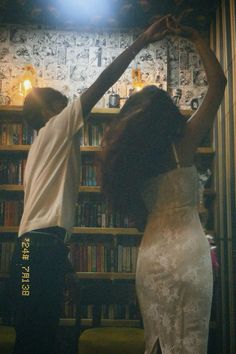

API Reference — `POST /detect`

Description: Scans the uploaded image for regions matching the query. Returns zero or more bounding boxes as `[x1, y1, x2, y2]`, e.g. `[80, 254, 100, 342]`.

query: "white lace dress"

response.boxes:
[136, 163, 213, 354]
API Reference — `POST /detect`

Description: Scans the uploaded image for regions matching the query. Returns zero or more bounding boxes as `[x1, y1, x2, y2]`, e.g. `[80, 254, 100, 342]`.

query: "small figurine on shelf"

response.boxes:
[190, 92, 205, 110]
[109, 91, 120, 108]
[172, 87, 182, 107]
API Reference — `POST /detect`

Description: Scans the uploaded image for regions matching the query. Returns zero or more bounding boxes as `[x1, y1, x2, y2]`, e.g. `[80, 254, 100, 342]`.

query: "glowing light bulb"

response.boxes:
[19, 65, 37, 97]
[135, 86, 142, 92]
[10, 64, 38, 104]
[23, 79, 33, 92]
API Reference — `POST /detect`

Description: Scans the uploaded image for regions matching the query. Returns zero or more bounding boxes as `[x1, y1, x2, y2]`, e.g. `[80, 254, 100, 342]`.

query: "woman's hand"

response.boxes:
[166, 16, 200, 41]
[144, 15, 171, 44]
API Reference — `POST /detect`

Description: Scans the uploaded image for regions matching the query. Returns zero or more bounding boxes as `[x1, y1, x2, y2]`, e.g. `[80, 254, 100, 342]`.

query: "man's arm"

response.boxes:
[80, 15, 170, 118]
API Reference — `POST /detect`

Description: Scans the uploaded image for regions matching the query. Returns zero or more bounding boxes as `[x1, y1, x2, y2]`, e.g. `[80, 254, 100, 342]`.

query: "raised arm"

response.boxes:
[168, 18, 227, 151]
[80, 16, 170, 118]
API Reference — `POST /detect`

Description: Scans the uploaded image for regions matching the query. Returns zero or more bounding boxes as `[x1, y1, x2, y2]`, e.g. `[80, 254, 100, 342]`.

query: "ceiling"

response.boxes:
[0, 0, 219, 30]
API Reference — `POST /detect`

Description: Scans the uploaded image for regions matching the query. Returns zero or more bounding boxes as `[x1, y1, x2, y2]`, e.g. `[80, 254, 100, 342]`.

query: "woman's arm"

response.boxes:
[168, 19, 227, 152]
[80, 15, 170, 118]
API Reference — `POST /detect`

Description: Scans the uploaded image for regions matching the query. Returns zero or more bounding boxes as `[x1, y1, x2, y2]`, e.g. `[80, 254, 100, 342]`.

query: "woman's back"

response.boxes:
[142, 165, 198, 214]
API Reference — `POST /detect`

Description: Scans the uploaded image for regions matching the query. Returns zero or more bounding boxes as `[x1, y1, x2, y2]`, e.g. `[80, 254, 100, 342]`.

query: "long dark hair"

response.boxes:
[101, 85, 186, 230]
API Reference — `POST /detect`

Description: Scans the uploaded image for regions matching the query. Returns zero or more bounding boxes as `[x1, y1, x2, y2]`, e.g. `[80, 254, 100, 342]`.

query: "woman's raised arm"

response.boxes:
[167, 18, 227, 151]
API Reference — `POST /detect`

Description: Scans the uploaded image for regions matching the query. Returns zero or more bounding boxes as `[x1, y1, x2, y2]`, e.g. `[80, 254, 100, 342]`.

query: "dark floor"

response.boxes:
[55, 326, 78, 354]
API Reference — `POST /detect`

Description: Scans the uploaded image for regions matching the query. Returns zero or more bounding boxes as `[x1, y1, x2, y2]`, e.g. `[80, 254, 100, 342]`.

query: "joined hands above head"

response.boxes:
[166, 15, 200, 40]
[141, 14, 172, 43]
[148, 14, 200, 42]
[80, 14, 173, 118]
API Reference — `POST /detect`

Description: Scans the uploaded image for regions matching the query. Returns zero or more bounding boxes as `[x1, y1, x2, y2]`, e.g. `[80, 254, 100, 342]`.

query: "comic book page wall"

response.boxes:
[0, 26, 208, 109]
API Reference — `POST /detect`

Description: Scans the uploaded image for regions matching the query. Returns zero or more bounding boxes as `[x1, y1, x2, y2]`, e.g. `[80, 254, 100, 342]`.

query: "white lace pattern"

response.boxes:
[136, 166, 213, 354]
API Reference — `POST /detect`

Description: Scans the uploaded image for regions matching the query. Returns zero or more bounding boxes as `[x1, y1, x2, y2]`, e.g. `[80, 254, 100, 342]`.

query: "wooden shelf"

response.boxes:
[59, 318, 141, 327]
[80, 146, 102, 152]
[0, 184, 24, 191]
[0, 185, 101, 193]
[0, 226, 215, 236]
[0, 226, 142, 235]
[79, 186, 101, 193]
[196, 147, 215, 154]
[0, 145, 30, 152]
[0, 105, 120, 114]
[72, 227, 142, 235]
[58, 317, 217, 329]
[0, 105, 192, 115]
[0, 144, 214, 155]
[0, 145, 103, 152]
[59, 318, 216, 328]
[0, 226, 18, 233]
[181, 109, 193, 116]
[0, 225, 216, 235]
[0, 184, 215, 196]
[91, 107, 120, 115]
[0, 105, 22, 112]
[75, 272, 135, 280]
[0, 145, 102, 153]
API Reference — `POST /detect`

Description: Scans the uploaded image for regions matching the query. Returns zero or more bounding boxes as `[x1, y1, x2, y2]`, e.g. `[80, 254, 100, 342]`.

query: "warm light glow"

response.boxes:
[23, 79, 33, 91]
[132, 66, 141, 83]
[10, 64, 38, 105]
[135, 86, 143, 92]
[132, 65, 143, 91]
[19, 65, 37, 97]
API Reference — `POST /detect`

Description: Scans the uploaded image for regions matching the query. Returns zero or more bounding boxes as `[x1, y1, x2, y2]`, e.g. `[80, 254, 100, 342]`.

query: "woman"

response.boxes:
[101, 18, 226, 354]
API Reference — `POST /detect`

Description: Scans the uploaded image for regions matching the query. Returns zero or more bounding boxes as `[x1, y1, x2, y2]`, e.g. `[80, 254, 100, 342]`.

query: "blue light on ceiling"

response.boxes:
[57, 0, 113, 24]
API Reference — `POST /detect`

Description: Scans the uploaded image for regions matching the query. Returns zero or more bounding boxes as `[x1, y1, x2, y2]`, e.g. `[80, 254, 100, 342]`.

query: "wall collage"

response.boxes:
[0, 25, 208, 109]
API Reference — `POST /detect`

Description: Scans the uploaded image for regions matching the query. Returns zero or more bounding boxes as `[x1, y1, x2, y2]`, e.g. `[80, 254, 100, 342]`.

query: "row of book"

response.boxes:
[0, 123, 36, 145]
[63, 301, 140, 320]
[0, 240, 140, 274]
[81, 156, 100, 186]
[0, 241, 15, 273]
[0, 198, 134, 228]
[0, 121, 211, 148]
[0, 157, 99, 186]
[69, 242, 139, 273]
[0, 200, 23, 226]
[0, 121, 108, 147]
[0, 159, 27, 184]
[80, 122, 107, 146]
[74, 200, 134, 228]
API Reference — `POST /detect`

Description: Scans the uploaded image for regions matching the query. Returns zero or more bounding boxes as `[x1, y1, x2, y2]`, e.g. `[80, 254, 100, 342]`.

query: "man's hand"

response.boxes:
[144, 15, 171, 44]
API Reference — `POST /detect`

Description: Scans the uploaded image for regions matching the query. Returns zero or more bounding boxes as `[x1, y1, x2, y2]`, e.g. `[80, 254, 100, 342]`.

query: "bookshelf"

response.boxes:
[0, 104, 217, 329]
[0, 226, 142, 235]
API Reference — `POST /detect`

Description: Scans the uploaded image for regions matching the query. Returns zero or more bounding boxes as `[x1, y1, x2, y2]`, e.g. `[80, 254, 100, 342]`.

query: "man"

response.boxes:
[11, 15, 170, 354]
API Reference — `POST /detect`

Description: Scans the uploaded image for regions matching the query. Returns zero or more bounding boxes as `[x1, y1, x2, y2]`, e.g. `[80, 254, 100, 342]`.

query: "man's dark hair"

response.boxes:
[23, 87, 68, 130]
